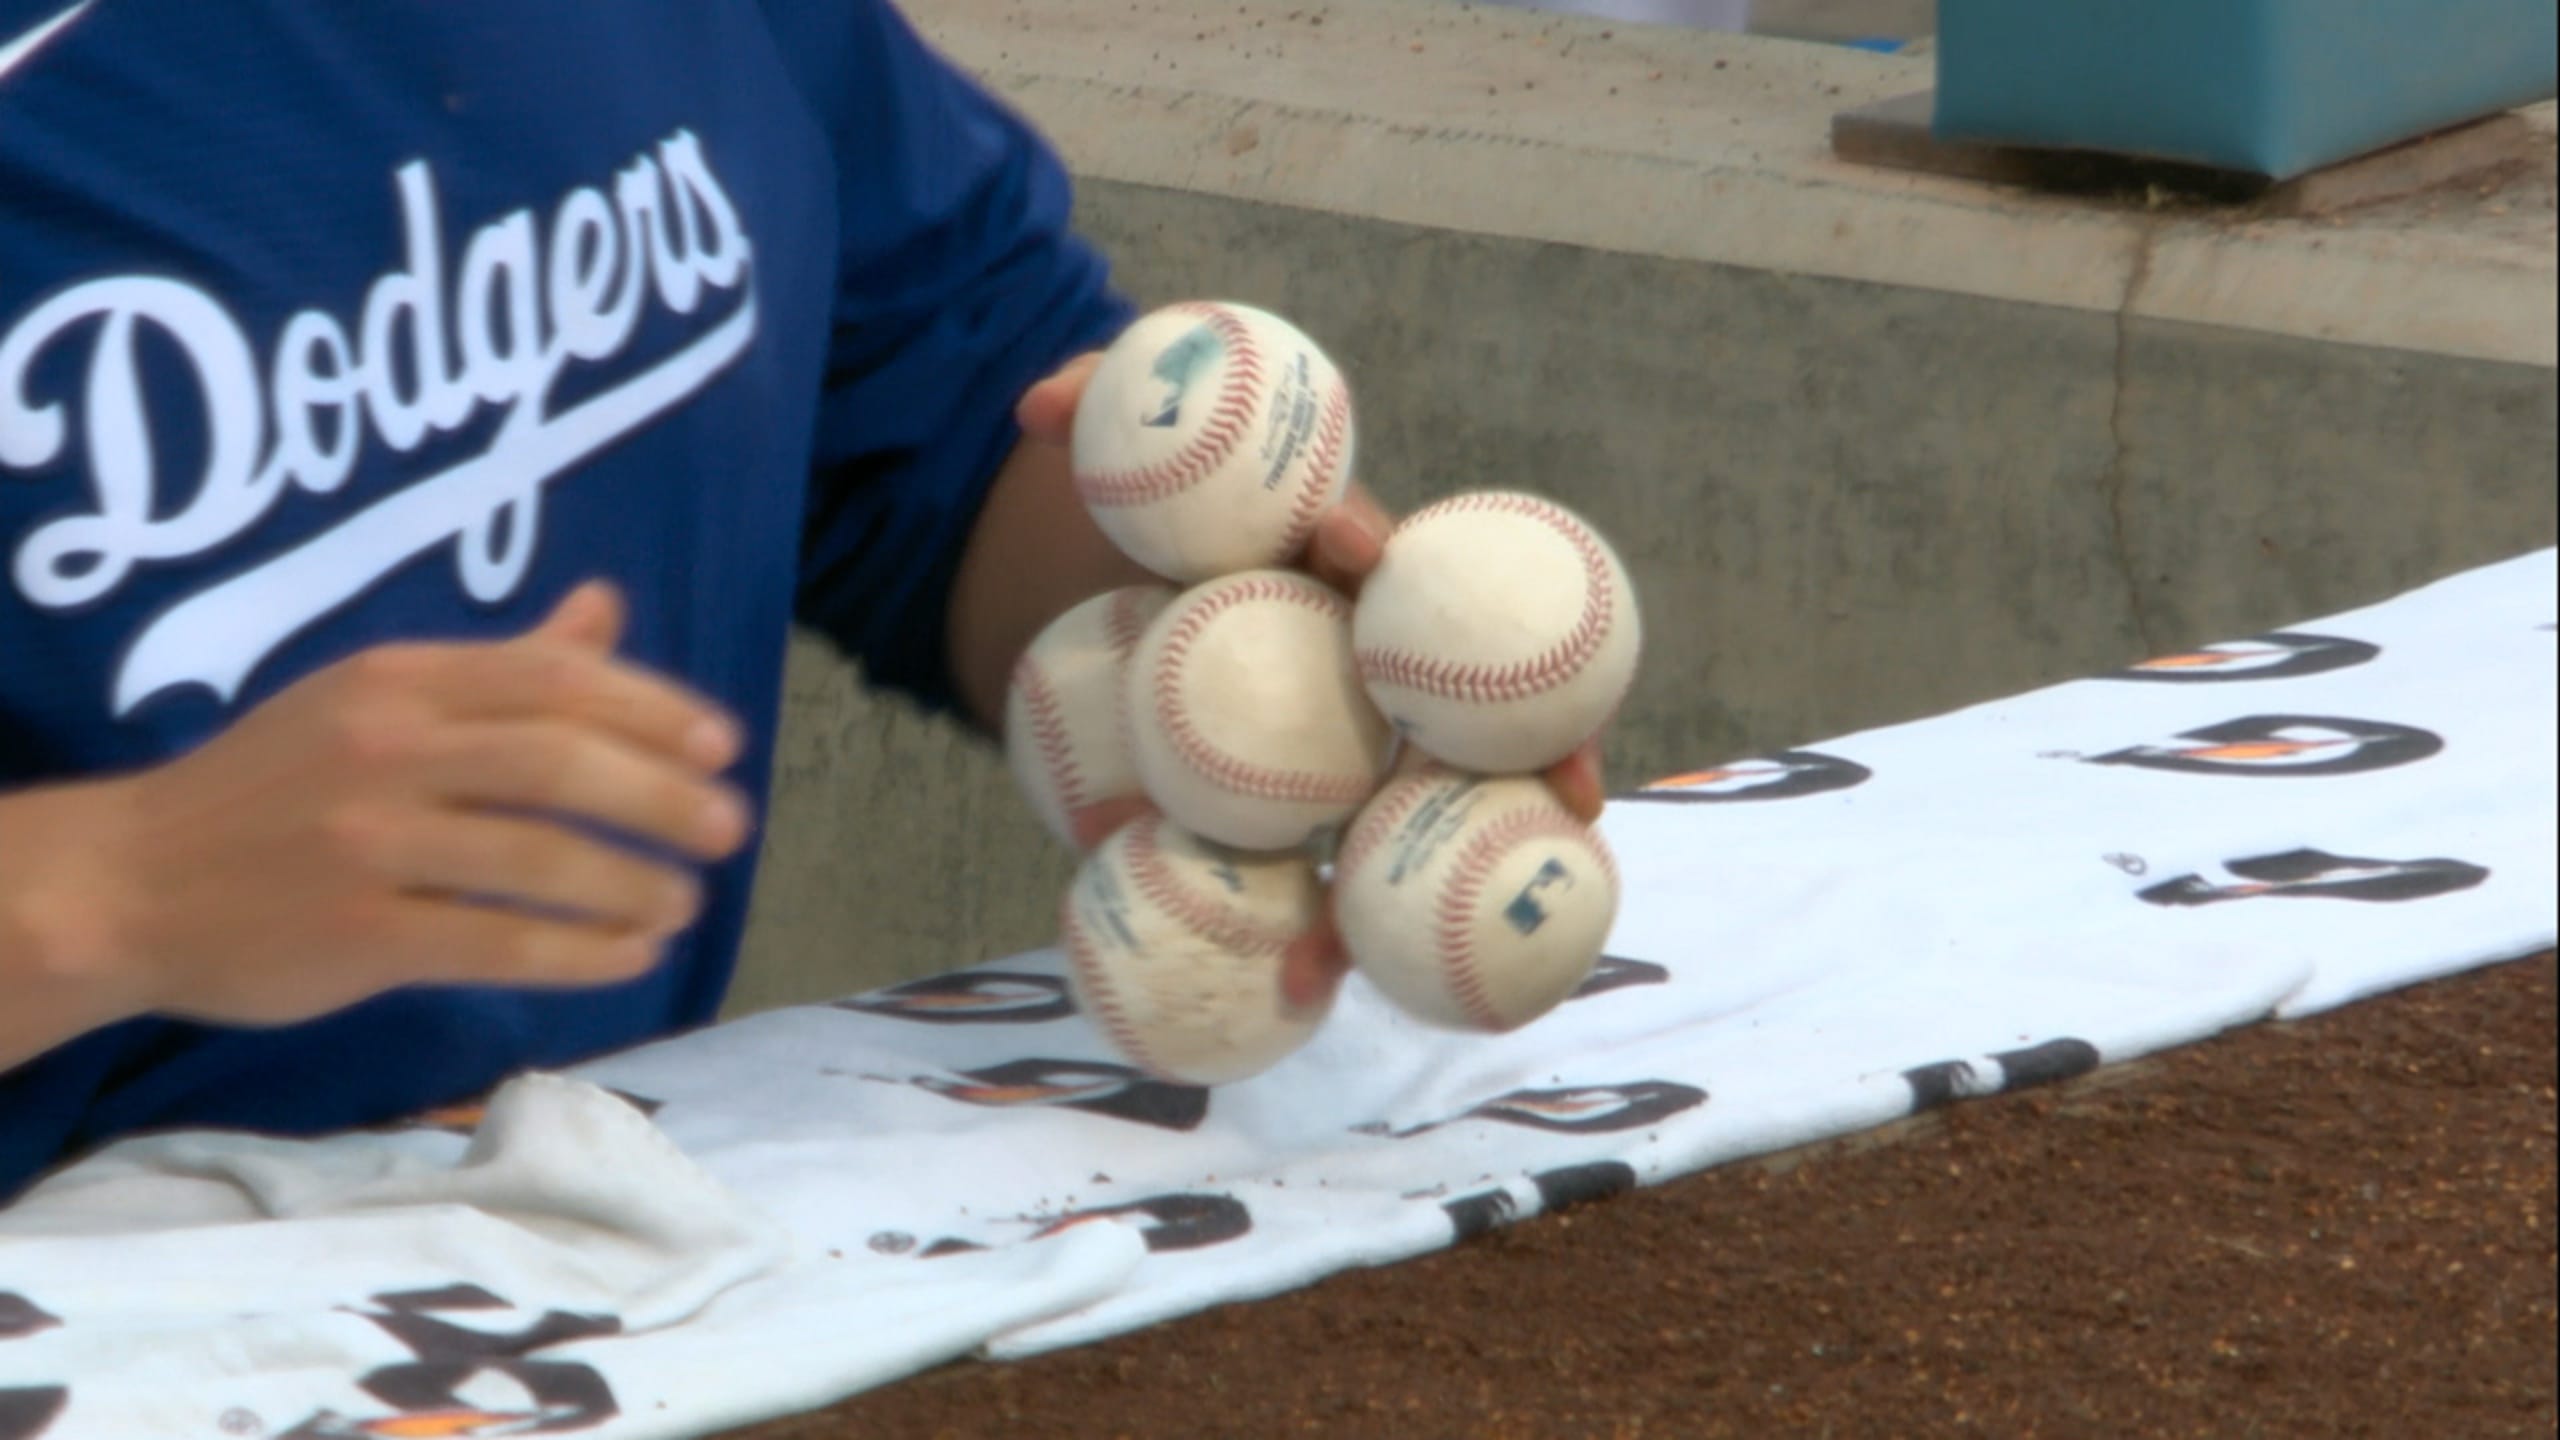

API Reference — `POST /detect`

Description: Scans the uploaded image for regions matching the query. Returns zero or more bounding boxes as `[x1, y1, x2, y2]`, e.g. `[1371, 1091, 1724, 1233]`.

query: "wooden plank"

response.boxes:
[2265, 109, 2543, 216]
[1832, 88, 2541, 216]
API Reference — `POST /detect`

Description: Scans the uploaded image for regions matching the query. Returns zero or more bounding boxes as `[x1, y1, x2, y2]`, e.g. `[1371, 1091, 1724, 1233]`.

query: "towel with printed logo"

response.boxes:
[1, 548, 2549, 1437]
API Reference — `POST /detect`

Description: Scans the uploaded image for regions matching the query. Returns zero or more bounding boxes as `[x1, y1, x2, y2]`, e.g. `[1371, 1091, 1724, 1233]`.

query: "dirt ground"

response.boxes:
[740, 951, 2557, 1439]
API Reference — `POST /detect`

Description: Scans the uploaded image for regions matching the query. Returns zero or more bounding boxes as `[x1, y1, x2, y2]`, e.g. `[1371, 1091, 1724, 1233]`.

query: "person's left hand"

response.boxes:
[1018, 353, 1610, 1009]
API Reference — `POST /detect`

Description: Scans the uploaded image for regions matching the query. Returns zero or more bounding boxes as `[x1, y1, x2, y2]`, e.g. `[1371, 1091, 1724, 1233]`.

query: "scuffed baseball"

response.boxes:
[1333, 766, 1619, 1033]
[1126, 568, 1394, 852]
[1004, 585, 1179, 850]
[1352, 491, 1641, 774]
[1060, 813, 1330, 1085]
[1072, 301, 1357, 582]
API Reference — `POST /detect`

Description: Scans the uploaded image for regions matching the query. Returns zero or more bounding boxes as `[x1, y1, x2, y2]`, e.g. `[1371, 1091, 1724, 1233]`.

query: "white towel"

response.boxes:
[0, 1071, 1141, 1438]
[2, 547, 2548, 1432]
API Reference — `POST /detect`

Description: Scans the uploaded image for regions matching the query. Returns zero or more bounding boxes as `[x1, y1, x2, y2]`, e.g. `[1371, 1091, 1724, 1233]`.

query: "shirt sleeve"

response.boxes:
[764, 0, 1135, 713]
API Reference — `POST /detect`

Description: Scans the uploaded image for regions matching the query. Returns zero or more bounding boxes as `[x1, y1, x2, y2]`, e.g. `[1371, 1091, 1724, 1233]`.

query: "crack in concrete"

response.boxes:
[2103, 217, 2166, 657]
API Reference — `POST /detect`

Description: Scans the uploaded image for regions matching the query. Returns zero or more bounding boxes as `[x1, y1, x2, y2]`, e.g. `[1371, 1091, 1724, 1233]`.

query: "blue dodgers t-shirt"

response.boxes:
[0, 0, 1130, 1197]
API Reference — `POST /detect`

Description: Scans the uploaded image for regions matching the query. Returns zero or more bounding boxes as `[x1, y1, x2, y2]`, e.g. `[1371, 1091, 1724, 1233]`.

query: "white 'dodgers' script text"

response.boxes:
[0, 128, 758, 714]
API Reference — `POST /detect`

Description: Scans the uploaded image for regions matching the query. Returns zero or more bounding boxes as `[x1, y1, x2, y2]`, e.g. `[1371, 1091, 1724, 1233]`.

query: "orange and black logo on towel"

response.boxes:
[1569, 956, 1670, 1001]
[916, 1193, 1253, 1260]
[2106, 632, 2379, 684]
[0, 1387, 65, 1440]
[1624, 750, 1871, 805]
[0, 1298, 65, 1440]
[277, 1284, 620, 1438]
[1442, 1160, 1639, 1241]
[285, 1402, 594, 1438]
[1902, 1038, 2101, 1114]
[392, 1087, 663, 1138]
[834, 970, 1076, 1025]
[877, 1058, 1209, 1131]
[1356, 1081, 1705, 1140]
[1028, 1192, 1254, 1253]
[2137, 847, 2489, 908]
[0, 1295, 58, 1341]
[2086, 714, 2442, 778]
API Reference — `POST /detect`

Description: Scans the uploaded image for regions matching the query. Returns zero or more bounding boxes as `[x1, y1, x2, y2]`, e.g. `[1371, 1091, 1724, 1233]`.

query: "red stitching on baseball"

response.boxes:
[1588, 824, 1621, 894]
[1435, 807, 1600, 1031]
[1014, 655, 1089, 818]
[1268, 379, 1353, 565]
[1124, 817, 1298, 956]
[1064, 901, 1170, 1080]
[1077, 302, 1267, 509]
[1150, 575, 1377, 807]
[1333, 773, 1441, 882]
[1355, 494, 1617, 705]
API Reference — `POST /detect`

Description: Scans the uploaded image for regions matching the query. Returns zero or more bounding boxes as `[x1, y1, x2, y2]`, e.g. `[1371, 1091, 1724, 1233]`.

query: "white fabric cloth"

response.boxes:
[0, 1071, 1143, 1438]
[2, 548, 2549, 1434]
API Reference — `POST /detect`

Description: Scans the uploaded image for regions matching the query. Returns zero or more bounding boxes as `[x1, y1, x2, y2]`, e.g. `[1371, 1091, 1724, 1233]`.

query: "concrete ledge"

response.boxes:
[727, 0, 2558, 1015]
[917, 0, 2555, 367]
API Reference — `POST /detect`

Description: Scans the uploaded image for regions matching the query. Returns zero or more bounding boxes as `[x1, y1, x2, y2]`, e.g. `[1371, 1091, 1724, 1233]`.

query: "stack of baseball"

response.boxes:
[1003, 301, 1643, 1086]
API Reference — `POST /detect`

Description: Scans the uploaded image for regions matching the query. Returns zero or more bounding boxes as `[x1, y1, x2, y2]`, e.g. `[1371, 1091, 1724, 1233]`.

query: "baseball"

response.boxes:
[1004, 584, 1179, 850]
[1126, 568, 1393, 851]
[1060, 813, 1330, 1085]
[1333, 766, 1620, 1033]
[1072, 300, 1357, 582]
[1352, 491, 1641, 774]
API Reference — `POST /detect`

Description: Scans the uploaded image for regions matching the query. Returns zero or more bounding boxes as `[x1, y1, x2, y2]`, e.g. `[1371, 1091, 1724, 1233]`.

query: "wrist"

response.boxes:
[0, 780, 159, 1050]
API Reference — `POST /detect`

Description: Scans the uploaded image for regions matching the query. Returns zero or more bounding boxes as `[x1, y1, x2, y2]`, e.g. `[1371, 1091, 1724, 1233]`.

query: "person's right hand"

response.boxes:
[61, 581, 753, 1028]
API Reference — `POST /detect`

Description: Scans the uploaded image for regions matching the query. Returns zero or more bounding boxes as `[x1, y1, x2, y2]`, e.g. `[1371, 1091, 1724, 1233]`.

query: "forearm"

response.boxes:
[943, 430, 1156, 734]
[0, 782, 152, 1072]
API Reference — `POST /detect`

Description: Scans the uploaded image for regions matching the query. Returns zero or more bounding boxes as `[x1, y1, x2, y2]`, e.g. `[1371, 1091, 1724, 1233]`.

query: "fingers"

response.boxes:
[384, 896, 669, 990]
[532, 580, 627, 652]
[1016, 352, 1105, 445]
[422, 642, 744, 773]
[423, 720, 754, 862]
[1307, 485, 1392, 597]
[1281, 917, 1353, 1011]
[1543, 741, 1608, 824]
[380, 810, 703, 936]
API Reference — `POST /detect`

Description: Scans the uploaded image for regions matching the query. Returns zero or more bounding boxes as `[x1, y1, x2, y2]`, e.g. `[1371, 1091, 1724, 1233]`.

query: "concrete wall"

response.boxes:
[720, 0, 2558, 1017]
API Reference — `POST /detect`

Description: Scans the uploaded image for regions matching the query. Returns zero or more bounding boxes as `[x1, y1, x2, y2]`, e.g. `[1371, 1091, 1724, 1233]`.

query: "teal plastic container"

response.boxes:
[1934, 0, 2559, 178]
